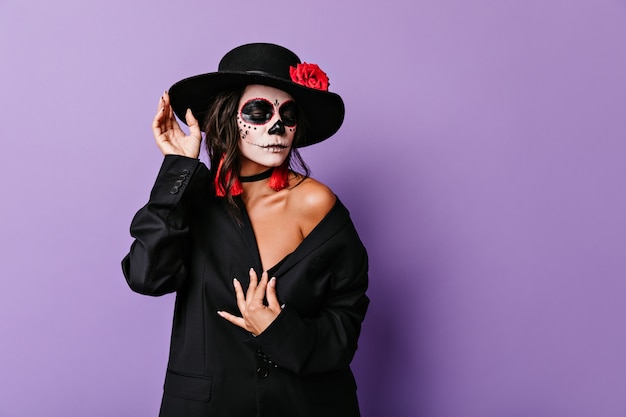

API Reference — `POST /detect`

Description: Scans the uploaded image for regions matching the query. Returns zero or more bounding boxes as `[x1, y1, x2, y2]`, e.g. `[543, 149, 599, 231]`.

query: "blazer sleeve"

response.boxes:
[246, 223, 370, 376]
[121, 154, 208, 296]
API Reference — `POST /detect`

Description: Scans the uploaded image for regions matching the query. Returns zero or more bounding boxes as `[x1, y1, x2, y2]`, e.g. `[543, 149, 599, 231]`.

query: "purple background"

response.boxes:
[1, 0, 625, 416]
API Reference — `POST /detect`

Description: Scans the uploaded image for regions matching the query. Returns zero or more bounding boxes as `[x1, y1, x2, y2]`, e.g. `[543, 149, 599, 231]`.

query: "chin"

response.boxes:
[260, 154, 289, 167]
[242, 148, 291, 168]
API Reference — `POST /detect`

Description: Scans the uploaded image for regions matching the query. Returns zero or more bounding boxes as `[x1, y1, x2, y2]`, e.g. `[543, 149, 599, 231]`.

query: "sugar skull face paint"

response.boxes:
[237, 84, 297, 173]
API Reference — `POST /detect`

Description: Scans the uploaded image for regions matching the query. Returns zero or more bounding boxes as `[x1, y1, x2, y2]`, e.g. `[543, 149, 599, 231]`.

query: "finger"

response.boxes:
[253, 271, 269, 303]
[186, 108, 202, 140]
[246, 268, 258, 302]
[164, 104, 174, 132]
[266, 277, 281, 310]
[161, 92, 173, 131]
[156, 94, 165, 113]
[217, 310, 248, 330]
[153, 94, 165, 119]
[152, 104, 166, 139]
[233, 278, 247, 314]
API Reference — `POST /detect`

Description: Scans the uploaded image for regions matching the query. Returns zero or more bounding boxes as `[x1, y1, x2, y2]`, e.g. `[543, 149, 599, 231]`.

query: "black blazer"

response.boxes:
[122, 155, 369, 417]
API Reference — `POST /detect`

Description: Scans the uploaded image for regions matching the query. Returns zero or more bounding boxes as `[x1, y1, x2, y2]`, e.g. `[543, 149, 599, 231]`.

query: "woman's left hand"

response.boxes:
[218, 269, 282, 336]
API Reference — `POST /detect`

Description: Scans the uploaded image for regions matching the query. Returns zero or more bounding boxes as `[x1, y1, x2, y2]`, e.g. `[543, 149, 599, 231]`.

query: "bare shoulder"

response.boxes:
[288, 176, 337, 237]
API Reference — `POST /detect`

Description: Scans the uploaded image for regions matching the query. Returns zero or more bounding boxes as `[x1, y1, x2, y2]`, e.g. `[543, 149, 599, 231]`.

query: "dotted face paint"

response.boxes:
[237, 116, 252, 140]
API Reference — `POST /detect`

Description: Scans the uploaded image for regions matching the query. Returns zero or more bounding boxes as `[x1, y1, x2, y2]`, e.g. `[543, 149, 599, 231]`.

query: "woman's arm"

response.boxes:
[122, 93, 206, 295]
[246, 229, 369, 375]
[121, 155, 207, 296]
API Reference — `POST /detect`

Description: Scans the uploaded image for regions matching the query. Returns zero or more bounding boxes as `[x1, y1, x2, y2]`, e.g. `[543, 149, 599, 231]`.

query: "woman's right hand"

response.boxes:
[152, 91, 202, 158]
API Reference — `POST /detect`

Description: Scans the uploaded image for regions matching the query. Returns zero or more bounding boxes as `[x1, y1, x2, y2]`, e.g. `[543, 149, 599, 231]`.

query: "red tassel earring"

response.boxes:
[214, 156, 243, 197]
[268, 161, 290, 191]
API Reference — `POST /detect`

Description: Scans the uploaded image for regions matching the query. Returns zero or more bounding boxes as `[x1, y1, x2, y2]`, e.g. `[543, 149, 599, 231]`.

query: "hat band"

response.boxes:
[246, 70, 290, 81]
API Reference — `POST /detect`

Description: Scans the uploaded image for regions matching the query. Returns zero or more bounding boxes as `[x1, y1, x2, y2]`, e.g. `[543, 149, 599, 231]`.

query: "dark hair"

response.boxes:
[203, 87, 311, 210]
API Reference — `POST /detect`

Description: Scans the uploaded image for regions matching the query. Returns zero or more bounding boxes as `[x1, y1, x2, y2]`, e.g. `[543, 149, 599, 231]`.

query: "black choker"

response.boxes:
[239, 167, 275, 183]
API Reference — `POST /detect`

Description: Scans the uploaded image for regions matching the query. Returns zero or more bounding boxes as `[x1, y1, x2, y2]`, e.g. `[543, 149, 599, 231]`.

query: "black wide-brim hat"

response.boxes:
[169, 43, 345, 147]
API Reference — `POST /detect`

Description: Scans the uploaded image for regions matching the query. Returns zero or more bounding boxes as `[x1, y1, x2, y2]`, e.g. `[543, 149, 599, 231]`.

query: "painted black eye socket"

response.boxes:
[240, 99, 275, 125]
[240, 98, 298, 127]
[278, 101, 297, 127]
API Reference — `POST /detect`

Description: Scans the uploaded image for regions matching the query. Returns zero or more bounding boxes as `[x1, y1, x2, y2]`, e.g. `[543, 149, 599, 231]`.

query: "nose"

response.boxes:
[268, 120, 285, 135]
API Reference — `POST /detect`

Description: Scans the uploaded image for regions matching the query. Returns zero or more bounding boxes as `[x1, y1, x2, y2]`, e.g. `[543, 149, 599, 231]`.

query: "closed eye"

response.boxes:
[279, 100, 297, 127]
[240, 98, 275, 125]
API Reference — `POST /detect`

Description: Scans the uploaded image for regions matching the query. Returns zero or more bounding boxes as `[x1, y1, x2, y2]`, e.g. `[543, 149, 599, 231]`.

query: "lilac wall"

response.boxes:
[1, 0, 625, 416]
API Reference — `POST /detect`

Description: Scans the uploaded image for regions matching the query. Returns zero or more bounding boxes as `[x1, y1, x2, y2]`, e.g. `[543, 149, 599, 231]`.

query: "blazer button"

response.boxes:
[170, 186, 179, 194]
[174, 180, 183, 187]
[256, 367, 269, 378]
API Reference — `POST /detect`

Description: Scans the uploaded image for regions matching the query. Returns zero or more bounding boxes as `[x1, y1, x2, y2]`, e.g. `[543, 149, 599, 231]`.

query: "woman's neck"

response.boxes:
[239, 167, 274, 183]
[239, 159, 273, 177]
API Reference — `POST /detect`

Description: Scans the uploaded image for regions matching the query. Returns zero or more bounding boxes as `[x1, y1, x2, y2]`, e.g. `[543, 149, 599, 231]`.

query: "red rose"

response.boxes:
[289, 62, 329, 91]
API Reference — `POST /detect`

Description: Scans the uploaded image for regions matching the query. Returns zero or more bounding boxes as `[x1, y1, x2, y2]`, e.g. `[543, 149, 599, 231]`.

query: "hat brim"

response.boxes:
[168, 71, 345, 147]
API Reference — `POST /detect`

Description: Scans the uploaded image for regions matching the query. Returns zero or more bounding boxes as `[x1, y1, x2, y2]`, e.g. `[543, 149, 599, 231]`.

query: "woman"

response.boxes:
[122, 43, 369, 417]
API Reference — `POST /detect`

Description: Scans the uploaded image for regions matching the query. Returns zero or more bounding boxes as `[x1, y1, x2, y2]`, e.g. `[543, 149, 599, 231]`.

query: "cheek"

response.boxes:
[237, 115, 262, 140]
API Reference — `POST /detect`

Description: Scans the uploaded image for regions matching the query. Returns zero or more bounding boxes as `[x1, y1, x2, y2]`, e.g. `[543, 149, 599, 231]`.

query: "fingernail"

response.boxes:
[233, 278, 238, 285]
[217, 311, 224, 317]
[269, 277, 276, 286]
[249, 268, 254, 274]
